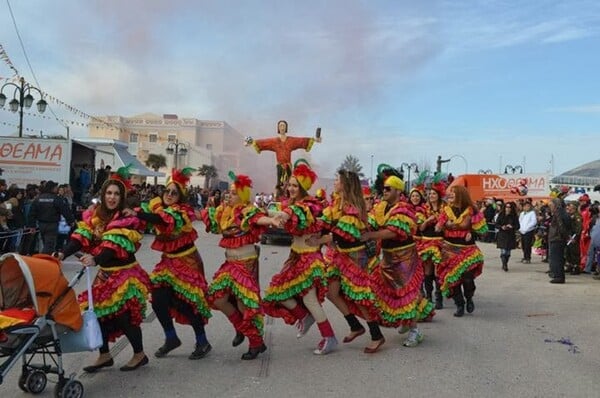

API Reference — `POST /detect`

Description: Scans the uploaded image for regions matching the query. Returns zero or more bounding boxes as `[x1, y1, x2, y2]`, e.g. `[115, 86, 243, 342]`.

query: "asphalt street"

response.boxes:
[2, 226, 600, 398]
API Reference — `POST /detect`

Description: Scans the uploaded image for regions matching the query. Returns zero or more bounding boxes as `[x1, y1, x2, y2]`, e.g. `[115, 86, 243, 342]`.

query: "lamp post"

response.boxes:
[0, 77, 47, 138]
[399, 162, 419, 194]
[165, 139, 189, 169]
[504, 164, 523, 174]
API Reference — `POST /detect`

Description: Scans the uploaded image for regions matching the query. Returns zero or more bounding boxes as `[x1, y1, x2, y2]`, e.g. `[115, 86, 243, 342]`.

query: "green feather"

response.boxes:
[181, 167, 196, 176]
[293, 158, 310, 168]
[228, 170, 237, 182]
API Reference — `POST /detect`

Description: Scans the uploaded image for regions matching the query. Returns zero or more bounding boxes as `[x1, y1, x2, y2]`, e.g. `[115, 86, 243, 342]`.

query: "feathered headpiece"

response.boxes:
[108, 163, 134, 192]
[228, 171, 253, 203]
[549, 185, 570, 199]
[430, 172, 448, 196]
[315, 187, 326, 200]
[374, 163, 403, 196]
[410, 170, 429, 198]
[384, 175, 405, 192]
[167, 167, 195, 196]
[292, 159, 317, 192]
[362, 185, 372, 198]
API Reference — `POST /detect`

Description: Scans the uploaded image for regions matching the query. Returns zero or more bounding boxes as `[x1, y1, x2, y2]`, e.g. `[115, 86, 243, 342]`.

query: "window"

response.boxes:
[206, 144, 213, 150]
[149, 134, 157, 143]
[129, 133, 138, 143]
[168, 134, 177, 143]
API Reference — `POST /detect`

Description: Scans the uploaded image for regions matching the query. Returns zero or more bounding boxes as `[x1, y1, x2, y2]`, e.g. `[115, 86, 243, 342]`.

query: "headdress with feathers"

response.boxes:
[430, 172, 448, 196]
[292, 159, 317, 193]
[315, 187, 326, 200]
[549, 185, 571, 199]
[374, 163, 403, 196]
[410, 170, 429, 198]
[228, 171, 253, 203]
[167, 167, 195, 196]
[108, 163, 134, 192]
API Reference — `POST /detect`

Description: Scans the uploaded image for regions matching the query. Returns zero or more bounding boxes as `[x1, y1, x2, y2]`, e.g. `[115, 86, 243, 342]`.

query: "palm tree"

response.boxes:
[145, 153, 167, 186]
[339, 154, 365, 178]
[198, 164, 218, 190]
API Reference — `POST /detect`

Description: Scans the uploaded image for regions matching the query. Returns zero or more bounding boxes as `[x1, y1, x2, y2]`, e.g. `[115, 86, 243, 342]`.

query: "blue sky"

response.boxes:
[1, 0, 599, 182]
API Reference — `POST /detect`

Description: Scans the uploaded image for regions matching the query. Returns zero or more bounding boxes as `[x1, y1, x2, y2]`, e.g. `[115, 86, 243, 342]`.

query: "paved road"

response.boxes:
[3, 227, 600, 397]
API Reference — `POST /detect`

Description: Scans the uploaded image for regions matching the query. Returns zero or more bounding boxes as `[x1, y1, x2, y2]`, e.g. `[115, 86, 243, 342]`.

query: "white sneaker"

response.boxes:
[397, 325, 410, 335]
[296, 314, 315, 339]
[313, 336, 338, 355]
[402, 329, 423, 347]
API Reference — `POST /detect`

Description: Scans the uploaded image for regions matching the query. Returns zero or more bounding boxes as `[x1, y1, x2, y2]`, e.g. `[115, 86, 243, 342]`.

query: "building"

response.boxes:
[550, 158, 600, 195]
[88, 113, 252, 187]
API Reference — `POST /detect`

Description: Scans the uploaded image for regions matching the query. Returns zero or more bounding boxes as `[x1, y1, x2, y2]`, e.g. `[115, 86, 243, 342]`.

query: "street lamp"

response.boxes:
[504, 164, 523, 174]
[399, 162, 419, 194]
[478, 169, 493, 174]
[165, 139, 189, 169]
[0, 77, 47, 138]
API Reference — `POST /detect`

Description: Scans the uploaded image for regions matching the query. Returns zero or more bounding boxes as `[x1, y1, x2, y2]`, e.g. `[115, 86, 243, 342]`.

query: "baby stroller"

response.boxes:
[0, 253, 86, 397]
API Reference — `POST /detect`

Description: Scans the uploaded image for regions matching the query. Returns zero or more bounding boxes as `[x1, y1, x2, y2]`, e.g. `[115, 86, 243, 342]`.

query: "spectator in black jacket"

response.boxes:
[28, 180, 75, 254]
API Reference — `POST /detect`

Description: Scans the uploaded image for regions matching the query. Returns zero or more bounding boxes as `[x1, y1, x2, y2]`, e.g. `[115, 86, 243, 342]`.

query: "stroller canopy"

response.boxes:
[0, 253, 82, 331]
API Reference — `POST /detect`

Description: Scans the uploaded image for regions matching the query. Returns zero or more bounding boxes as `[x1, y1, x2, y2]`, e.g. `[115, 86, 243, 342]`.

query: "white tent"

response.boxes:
[563, 191, 600, 203]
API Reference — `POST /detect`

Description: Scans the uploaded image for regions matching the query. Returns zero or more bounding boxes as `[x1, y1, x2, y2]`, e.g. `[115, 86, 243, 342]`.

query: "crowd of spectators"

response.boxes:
[476, 195, 600, 282]
[0, 170, 244, 256]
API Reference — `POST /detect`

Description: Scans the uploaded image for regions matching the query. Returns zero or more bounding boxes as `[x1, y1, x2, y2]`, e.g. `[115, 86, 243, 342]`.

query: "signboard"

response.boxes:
[449, 173, 551, 201]
[0, 137, 71, 186]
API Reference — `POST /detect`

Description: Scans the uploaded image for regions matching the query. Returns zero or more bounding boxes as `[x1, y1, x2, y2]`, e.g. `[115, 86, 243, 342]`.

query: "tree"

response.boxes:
[145, 153, 167, 186]
[198, 164, 218, 190]
[338, 155, 365, 178]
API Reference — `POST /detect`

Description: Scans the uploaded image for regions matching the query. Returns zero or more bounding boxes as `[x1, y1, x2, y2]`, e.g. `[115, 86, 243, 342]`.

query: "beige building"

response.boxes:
[89, 113, 252, 187]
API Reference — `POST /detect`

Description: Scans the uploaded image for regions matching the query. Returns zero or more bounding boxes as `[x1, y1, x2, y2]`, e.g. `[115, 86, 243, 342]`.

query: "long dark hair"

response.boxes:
[338, 169, 367, 221]
[96, 180, 127, 222]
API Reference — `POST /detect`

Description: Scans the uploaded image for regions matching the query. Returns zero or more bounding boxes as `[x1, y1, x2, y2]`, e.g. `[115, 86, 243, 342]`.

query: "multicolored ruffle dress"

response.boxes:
[436, 206, 488, 298]
[69, 208, 151, 342]
[263, 198, 327, 324]
[416, 203, 444, 267]
[200, 203, 267, 349]
[140, 197, 211, 325]
[319, 200, 378, 320]
[368, 201, 435, 328]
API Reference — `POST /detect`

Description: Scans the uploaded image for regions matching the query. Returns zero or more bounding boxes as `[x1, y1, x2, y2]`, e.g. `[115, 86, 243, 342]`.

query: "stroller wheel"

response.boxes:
[18, 372, 29, 392]
[54, 379, 84, 398]
[25, 369, 47, 394]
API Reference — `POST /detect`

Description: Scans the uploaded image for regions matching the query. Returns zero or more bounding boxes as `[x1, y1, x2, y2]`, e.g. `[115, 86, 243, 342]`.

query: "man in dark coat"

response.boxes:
[28, 181, 75, 254]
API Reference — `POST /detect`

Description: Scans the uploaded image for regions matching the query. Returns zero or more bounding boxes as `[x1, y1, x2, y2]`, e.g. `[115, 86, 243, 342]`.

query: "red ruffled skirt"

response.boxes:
[370, 244, 435, 327]
[208, 256, 264, 338]
[150, 248, 211, 325]
[78, 262, 151, 342]
[263, 250, 327, 324]
[436, 241, 484, 297]
[329, 246, 379, 321]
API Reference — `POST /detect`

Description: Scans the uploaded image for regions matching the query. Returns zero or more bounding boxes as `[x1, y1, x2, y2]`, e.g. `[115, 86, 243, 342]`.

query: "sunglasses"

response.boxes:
[164, 189, 179, 196]
[383, 186, 392, 192]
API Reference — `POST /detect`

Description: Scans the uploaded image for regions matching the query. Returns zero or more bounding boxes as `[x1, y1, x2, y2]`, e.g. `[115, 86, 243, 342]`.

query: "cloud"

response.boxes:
[441, 2, 600, 52]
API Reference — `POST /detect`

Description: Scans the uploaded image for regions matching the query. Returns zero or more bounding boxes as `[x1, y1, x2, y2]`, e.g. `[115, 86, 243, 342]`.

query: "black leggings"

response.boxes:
[99, 312, 143, 354]
[152, 287, 206, 337]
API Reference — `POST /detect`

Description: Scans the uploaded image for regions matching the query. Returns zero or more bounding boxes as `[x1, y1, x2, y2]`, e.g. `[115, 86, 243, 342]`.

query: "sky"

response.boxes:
[1, 0, 599, 183]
